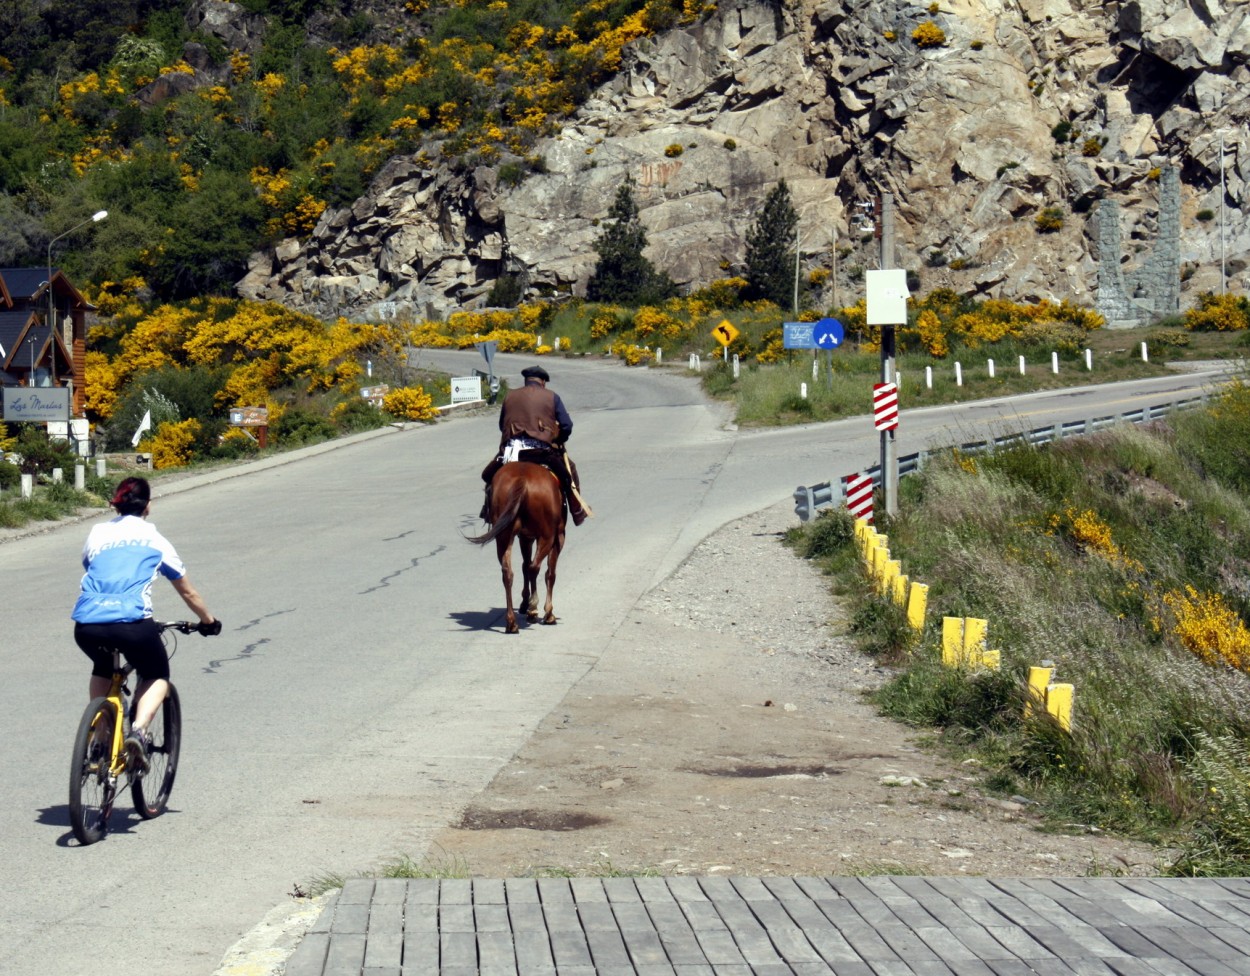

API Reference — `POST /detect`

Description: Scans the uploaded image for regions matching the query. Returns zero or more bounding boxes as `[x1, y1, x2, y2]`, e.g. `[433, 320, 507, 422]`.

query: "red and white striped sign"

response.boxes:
[873, 382, 899, 431]
[845, 473, 874, 523]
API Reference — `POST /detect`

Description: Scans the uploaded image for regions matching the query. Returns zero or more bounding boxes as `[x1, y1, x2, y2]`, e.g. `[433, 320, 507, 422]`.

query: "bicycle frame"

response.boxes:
[97, 652, 133, 782]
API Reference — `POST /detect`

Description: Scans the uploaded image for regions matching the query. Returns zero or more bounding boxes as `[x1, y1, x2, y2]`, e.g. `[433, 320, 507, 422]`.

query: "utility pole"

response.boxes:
[1220, 131, 1227, 296]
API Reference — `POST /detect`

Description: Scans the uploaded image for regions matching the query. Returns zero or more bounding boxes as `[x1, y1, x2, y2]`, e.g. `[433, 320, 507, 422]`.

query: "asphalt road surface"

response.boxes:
[0, 353, 1229, 975]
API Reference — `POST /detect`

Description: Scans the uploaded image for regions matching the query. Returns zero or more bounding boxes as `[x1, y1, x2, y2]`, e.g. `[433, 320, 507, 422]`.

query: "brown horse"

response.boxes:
[467, 462, 566, 634]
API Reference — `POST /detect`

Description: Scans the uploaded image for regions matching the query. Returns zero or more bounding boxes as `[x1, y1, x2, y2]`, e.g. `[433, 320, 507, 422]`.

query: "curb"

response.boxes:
[211, 893, 333, 976]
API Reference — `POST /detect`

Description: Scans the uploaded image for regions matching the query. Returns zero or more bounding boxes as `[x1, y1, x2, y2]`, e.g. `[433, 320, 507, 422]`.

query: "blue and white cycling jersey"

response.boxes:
[72, 515, 187, 624]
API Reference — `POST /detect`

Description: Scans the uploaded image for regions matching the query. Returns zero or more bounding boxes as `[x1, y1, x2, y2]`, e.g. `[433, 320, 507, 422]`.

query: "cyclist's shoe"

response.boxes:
[124, 727, 151, 773]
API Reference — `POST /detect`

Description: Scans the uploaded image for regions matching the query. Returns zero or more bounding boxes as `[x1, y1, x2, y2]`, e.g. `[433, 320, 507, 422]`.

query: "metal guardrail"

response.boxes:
[794, 394, 1211, 521]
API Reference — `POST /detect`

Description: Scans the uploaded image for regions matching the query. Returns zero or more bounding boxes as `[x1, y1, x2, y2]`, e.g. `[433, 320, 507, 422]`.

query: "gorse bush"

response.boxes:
[2, 0, 696, 301]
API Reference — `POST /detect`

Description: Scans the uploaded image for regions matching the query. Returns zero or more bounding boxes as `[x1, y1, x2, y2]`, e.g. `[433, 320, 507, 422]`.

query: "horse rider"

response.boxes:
[481, 364, 590, 526]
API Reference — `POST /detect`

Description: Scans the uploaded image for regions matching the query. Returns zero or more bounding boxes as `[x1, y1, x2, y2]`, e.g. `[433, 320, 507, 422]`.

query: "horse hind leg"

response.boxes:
[519, 537, 540, 622]
[537, 537, 561, 626]
[497, 537, 519, 634]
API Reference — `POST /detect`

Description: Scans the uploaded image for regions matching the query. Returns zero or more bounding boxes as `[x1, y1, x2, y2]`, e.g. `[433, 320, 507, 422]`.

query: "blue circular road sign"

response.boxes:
[814, 318, 844, 349]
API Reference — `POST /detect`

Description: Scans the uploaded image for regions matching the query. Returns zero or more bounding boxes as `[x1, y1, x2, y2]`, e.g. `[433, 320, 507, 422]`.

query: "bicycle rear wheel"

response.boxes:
[69, 697, 118, 845]
[131, 684, 181, 819]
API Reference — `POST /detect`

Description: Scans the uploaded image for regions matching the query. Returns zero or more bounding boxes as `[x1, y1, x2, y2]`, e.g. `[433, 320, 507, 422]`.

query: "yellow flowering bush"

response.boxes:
[610, 340, 654, 366]
[383, 386, 440, 421]
[589, 306, 624, 339]
[914, 309, 949, 357]
[689, 277, 747, 307]
[148, 418, 201, 469]
[912, 22, 946, 48]
[1159, 586, 1250, 671]
[1184, 293, 1250, 332]
[1048, 507, 1143, 573]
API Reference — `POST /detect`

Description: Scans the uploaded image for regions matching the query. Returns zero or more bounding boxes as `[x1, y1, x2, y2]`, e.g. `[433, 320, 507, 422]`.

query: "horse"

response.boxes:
[467, 461, 566, 634]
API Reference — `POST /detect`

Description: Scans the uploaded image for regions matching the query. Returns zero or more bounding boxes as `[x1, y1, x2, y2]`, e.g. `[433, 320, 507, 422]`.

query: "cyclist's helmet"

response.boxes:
[112, 477, 151, 516]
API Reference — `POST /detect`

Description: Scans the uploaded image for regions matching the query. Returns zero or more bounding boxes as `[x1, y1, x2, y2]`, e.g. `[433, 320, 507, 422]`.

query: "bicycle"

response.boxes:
[68, 620, 199, 845]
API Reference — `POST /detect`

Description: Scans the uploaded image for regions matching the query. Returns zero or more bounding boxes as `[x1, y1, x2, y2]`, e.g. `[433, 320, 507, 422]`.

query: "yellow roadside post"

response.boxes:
[1026, 665, 1053, 718]
[871, 544, 889, 583]
[1046, 683, 1074, 731]
[979, 649, 1001, 670]
[892, 570, 909, 607]
[906, 582, 928, 632]
[941, 617, 964, 666]
[882, 559, 902, 596]
[962, 617, 988, 661]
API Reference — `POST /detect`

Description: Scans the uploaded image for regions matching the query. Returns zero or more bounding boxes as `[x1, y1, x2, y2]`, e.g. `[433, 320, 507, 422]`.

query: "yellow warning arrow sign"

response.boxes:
[711, 320, 739, 347]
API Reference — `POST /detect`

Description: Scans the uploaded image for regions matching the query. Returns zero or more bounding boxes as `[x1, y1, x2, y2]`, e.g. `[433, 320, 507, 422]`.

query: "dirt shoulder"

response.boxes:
[429, 500, 1165, 879]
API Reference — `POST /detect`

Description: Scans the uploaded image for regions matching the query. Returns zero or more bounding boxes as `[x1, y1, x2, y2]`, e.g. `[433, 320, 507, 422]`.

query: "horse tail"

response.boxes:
[466, 481, 525, 545]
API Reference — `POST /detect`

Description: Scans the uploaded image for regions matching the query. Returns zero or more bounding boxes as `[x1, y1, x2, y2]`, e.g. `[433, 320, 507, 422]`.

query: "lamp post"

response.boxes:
[47, 209, 108, 381]
[28, 335, 36, 385]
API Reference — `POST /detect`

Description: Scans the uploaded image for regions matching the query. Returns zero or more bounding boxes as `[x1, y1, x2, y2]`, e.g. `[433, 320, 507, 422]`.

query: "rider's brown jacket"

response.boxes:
[499, 384, 561, 446]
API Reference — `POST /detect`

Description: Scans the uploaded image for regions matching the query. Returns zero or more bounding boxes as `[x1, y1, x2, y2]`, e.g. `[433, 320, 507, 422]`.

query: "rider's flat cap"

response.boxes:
[521, 365, 550, 382]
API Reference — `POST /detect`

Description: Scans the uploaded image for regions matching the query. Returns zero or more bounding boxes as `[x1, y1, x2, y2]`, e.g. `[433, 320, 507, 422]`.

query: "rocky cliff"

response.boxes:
[234, 0, 1250, 323]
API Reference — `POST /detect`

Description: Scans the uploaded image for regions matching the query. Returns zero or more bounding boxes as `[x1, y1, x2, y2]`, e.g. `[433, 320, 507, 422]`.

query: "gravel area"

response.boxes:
[429, 500, 1167, 878]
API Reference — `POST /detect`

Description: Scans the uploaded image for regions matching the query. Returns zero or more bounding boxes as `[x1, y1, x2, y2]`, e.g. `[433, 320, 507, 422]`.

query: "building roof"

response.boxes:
[0, 268, 52, 303]
[0, 309, 38, 359]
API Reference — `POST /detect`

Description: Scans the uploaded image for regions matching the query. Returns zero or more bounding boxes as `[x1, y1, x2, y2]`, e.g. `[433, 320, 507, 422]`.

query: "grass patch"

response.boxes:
[788, 381, 1250, 874]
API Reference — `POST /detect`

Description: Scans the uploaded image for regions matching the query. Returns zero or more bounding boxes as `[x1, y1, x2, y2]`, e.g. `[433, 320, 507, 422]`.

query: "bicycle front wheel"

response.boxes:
[131, 684, 181, 819]
[69, 697, 118, 845]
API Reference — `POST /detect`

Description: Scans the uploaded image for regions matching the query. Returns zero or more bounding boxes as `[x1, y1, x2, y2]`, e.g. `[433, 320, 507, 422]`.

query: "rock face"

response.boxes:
[238, 0, 1250, 322]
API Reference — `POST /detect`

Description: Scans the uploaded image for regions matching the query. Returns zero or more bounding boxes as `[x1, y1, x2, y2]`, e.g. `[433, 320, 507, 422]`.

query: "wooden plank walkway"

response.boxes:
[283, 876, 1250, 976]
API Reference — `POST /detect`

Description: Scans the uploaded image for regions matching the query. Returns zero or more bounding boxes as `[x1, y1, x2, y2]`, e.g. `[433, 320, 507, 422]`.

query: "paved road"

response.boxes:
[286, 875, 1250, 976]
[0, 355, 1229, 976]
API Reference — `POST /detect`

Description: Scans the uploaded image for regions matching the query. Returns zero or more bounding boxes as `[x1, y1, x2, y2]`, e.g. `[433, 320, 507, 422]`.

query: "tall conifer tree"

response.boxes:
[743, 179, 799, 307]
[587, 178, 676, 305]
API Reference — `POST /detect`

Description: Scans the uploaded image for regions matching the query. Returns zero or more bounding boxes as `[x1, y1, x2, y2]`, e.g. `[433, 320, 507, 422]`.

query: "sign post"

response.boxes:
[711, 320, 739, 363]
[229, 405, 270, 449]
[475, 341, 498, 400]
[866, 269, 909, 515]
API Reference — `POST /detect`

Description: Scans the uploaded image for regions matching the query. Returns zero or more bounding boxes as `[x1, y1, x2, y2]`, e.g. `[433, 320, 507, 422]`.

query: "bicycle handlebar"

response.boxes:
[155, 620, 221, 636]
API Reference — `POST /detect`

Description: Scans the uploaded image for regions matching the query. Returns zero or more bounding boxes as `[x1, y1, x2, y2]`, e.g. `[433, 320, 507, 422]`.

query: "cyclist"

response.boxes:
[71, 477, 220, 770]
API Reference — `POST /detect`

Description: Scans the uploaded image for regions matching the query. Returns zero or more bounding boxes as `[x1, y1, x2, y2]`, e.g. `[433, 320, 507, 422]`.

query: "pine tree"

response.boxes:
[587, 178, 676, 305]
[743, 179, 799, 307]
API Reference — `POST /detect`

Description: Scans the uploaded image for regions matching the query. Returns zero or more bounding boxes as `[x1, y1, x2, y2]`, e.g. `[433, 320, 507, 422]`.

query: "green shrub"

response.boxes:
[0, 460, 19, 490]
[1197, 209, 1215, 222]
[272, 409, 337, 446]
[1051, 121, 1073, 144]
[12, 427, 78, 478]
[797, 507, 856, 559]
[1035, 207, 1064, 233]
[333, 398, 388, 433]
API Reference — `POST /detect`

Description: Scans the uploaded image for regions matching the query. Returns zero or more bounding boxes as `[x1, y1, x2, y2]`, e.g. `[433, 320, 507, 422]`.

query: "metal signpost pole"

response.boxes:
[881, 326, 898, 516]
[877, 193, 898, 516]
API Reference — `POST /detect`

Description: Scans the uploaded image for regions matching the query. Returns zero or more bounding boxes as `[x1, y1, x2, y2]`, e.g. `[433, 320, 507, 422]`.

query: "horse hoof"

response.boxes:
[542, 614, 558, 626]
[506, 622, 519, 634]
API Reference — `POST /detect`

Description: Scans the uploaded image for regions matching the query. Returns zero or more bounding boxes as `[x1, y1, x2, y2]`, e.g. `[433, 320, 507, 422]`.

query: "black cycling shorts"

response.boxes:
[75, 620, 170, 682]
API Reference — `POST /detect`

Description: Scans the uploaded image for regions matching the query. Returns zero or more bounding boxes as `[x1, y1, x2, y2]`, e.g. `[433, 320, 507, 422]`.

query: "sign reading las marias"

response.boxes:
[2, 388, 71, 423]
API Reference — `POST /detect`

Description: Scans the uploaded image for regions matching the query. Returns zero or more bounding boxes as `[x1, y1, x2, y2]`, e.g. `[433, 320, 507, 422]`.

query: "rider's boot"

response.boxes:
[567, 491, 587, 527]
[480, 485, 492, 522]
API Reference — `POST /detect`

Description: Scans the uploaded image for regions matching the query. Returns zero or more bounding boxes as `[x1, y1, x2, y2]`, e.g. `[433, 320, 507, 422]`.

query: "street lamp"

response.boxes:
[47, 209, 108, 379]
